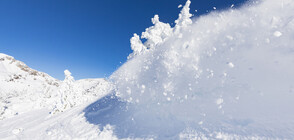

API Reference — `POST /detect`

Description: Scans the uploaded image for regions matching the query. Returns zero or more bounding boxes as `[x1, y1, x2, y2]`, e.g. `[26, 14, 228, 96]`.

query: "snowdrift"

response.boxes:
[85, 0, 294, 139]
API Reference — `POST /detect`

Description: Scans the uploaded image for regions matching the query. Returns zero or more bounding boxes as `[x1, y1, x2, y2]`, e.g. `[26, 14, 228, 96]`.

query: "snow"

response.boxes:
[0, 106, 117, 140]
[64, 69, 72, 78]
[227, 62, 234, 68]
[129, 33, 146, 58]
[0, 53, 9, 58]
[174, 0, 192, 33]
[2, 0, 294, 139]
[129, 14, 173, 58]
[0, 53, 113, 120]
[273, 31, 282, 37]
[109, 0, 294, 138]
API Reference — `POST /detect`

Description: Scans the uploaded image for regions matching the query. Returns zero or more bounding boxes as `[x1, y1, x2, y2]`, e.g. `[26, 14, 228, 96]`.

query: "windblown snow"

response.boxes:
[2, 0, 294, 139]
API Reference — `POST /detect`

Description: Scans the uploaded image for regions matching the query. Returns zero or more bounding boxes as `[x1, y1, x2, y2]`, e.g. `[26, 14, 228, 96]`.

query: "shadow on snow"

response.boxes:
[83, 92, 185, 139]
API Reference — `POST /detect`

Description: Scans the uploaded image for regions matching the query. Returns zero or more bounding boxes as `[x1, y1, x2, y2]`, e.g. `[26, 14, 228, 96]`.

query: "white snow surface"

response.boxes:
[2, 0, 294, 139]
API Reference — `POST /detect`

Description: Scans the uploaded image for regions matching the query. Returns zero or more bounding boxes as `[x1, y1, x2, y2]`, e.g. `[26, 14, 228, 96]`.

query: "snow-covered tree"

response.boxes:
[129, 33, 146, 59]
[174, 0, 192, 33]
[141, 15, 173, 49]
[52, 70, 75, 114]
[128, 1, 192, 58]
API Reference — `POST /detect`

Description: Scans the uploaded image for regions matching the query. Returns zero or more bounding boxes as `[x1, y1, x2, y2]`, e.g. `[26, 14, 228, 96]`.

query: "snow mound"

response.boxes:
[85, 0, 294, 139]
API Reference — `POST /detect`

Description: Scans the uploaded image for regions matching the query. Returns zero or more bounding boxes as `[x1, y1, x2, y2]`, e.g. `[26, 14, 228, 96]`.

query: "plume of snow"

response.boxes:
[108, 0, 294, 138]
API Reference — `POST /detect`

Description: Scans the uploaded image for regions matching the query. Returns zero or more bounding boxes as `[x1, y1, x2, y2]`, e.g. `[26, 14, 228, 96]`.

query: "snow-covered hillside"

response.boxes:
[0, 53, 60, 119]
[0, 53, 113, 120]
[2, 0, 294, 139]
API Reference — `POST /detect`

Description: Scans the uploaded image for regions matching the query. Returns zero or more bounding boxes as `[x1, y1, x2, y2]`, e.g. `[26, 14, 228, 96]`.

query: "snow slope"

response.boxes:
[0, 104, 118, 140]
[0, 53, 113, 120]
[0, 53, 114, 139]
[0, 53, 60, 119]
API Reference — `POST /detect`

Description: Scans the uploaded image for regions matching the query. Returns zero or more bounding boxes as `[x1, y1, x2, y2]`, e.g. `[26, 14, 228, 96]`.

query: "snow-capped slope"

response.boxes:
[0, 53, 114, 139]
[0, 53, 60, 119]
[0, 53, 113, 120]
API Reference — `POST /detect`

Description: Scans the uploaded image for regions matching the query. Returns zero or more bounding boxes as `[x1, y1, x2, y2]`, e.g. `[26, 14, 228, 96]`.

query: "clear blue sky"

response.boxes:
[0, 0, 247, 80]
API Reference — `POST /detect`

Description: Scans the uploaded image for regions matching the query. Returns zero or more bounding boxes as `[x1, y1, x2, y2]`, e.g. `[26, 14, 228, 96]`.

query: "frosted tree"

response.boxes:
[129, 33, 146, 59]
[141, 15, 173, 49]
[174, 0, 192, 34]
[129, 1, 192, 58]
[52, 69, 75, 114]
[129, 15, 172, 58]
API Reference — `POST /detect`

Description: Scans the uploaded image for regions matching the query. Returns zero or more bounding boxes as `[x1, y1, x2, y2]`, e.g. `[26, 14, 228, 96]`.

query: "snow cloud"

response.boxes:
[87, 0, 294, 139]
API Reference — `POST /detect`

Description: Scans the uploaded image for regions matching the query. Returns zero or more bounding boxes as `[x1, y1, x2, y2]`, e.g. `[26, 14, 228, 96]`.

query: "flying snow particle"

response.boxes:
[227, 62, 235, 68]
[236, 96, 240, 100]
[216, 98, 224, 105]
[226, 35, 234, 40]
[265, 38, 270, 43]
[178, 4, 183, 8]
[47, 131, 52, 135]
[273, 31, 282, 37]
[126, 87, 131, 94]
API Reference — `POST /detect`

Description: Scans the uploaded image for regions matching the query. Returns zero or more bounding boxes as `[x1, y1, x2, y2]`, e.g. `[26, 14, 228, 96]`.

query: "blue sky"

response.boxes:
[0, 0, 247, 80]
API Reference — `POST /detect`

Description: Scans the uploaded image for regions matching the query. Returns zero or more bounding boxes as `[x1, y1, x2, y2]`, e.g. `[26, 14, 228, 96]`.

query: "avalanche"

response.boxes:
[1, 0, 294, 139]
[87, 0, 294, 139]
